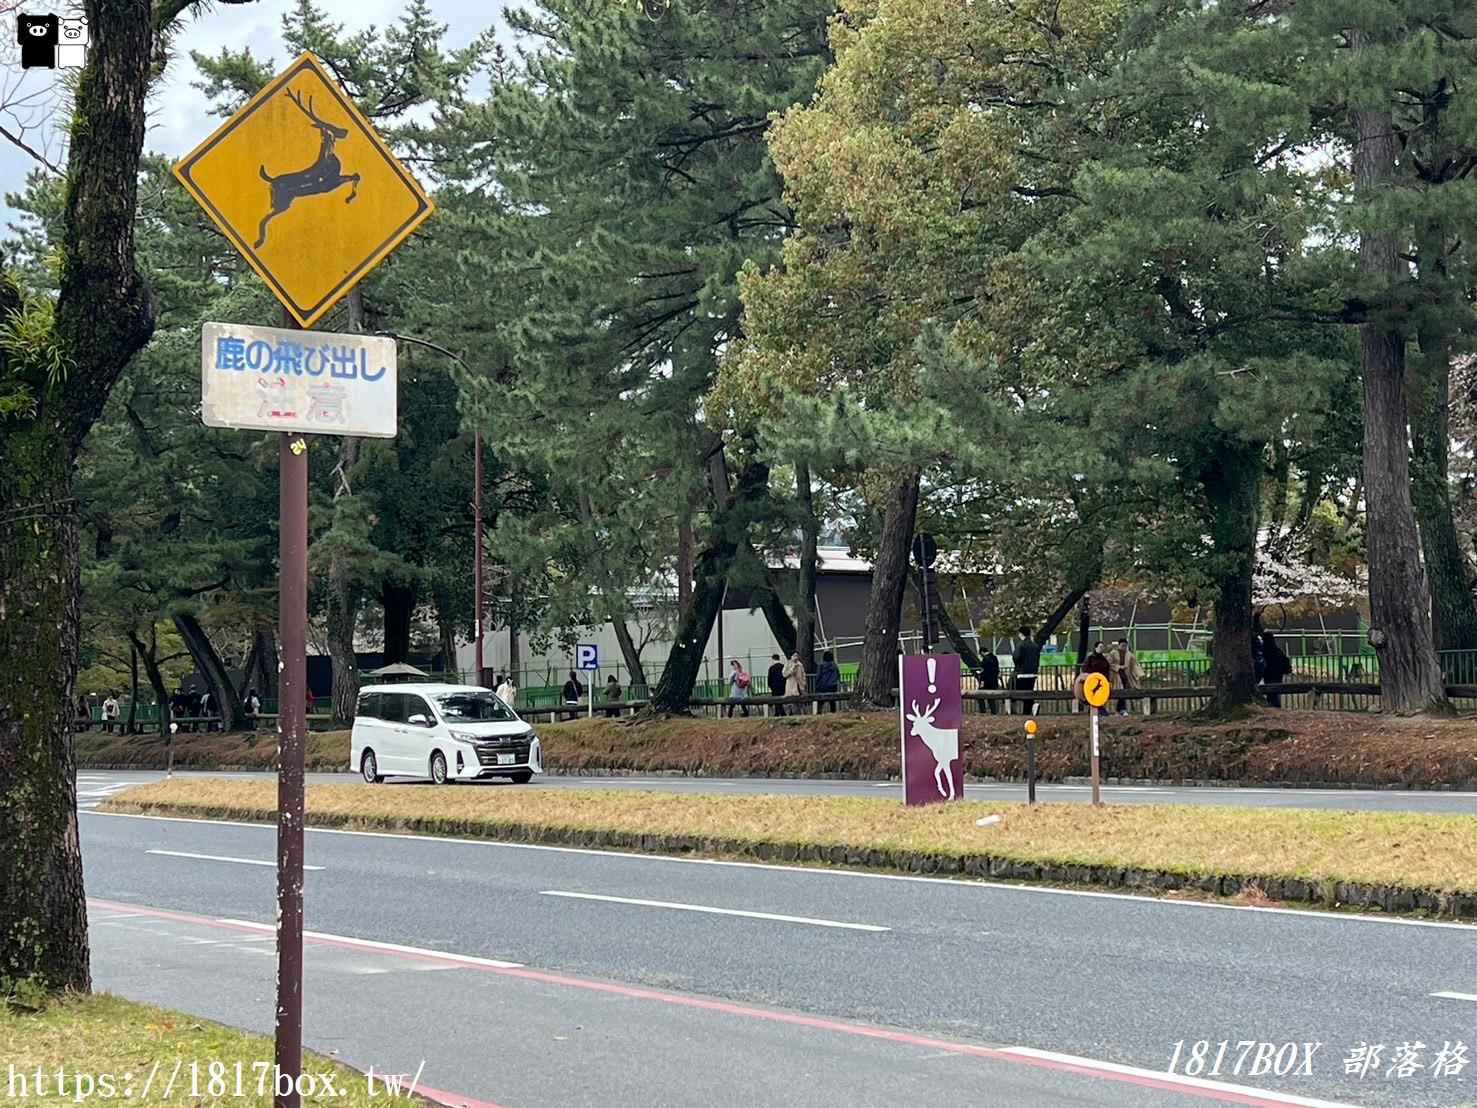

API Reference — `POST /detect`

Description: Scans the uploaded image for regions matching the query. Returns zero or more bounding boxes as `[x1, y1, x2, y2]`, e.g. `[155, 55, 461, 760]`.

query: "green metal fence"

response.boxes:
[82, 647, 1476, 727]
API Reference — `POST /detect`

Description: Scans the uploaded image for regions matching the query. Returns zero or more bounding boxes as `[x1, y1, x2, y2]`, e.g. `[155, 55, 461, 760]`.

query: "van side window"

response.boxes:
[404, 694, 433, 724]
[378, 694, 407, 724]
[356, 693, 381, 720]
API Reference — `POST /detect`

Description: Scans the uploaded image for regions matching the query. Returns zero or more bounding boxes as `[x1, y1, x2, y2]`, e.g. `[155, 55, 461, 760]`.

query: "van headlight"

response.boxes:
[449, 730, 480, 744]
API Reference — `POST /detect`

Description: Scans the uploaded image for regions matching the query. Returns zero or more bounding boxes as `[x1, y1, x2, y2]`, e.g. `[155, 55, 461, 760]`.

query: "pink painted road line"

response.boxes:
[398, 1082, 504, 1108]
[88, 898, 1349, 1108]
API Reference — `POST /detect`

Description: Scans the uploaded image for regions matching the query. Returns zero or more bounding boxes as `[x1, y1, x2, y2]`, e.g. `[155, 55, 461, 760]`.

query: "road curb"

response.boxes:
[99, 800, 1477, 921]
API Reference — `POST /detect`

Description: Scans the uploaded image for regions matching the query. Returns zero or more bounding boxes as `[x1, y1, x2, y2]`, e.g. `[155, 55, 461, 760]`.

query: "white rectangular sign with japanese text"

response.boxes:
[201, 321, 397, 438]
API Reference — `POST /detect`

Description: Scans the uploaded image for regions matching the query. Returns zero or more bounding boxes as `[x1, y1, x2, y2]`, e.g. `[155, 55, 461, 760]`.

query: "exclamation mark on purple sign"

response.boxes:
[927, 657, 937, 694]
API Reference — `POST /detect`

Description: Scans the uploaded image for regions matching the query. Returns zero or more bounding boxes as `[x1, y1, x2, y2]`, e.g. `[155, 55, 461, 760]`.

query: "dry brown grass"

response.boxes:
[542, 710, 1477, 786]
[0, 993, 386, 1106]
[76, 711, 1477, 790]
[100, 778, 1477, 896]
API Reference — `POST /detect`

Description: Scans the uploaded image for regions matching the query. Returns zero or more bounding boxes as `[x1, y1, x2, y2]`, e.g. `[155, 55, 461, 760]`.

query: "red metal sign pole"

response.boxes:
[275, 315, 308, 1108]
[474, 432, 484, 687]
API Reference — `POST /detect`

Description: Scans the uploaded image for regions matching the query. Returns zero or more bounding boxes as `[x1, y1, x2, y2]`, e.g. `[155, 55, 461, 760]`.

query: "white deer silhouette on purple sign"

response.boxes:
[899, 654, 963, 805]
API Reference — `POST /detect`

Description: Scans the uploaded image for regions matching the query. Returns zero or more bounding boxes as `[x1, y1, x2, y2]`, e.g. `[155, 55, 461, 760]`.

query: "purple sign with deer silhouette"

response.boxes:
[899, 654, 963, 805]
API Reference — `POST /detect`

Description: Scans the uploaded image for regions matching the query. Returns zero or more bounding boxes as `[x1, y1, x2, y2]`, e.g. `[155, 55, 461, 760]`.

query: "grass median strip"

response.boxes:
[99, 779, 1477, 917]
[0, 992, 394, 1106]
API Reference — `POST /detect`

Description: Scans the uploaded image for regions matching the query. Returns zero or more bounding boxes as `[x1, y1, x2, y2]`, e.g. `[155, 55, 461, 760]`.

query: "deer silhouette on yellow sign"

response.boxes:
[254, 88, 362, 249]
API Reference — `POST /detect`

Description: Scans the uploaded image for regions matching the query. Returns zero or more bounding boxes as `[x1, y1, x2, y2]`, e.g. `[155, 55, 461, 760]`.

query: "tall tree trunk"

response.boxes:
[794, 461, 819, 670]
[649, 459, 770, 713]
[677, 519, 694, 613]
[1203, 446, 1260, 714]
[382, 582, 416, 665]
[327, 570, 360, 726]
[0, 426, 90, 996]
[127, 627, 173, 737]
[241, 626, 278, 700]
[437, 618, 457, 677]
[1, 0, 167, 992]
[173, 612, 244, 731]
[1410, 220, 1477, 654]
[855, 467, 921, 708]
[1411, 358, 1477, 652]
[1352, 73, 1451, 715]
[612, 619, 646, 687]
[757, 567, 798, 658]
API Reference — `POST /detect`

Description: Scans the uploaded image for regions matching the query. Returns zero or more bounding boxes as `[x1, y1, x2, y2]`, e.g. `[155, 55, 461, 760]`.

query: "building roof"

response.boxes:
[775, 545, 999, 575]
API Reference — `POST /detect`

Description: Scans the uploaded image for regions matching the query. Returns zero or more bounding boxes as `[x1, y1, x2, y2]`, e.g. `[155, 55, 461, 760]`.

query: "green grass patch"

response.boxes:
[99, 779, 1477, 914]
[0, 992, 389, 1106]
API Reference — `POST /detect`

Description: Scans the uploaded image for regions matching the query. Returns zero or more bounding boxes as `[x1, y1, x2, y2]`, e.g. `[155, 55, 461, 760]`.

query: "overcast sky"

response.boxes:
[1, 0, 498, 231]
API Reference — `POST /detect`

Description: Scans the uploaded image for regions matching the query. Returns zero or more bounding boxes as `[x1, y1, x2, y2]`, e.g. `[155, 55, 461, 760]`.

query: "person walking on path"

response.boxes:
[103, 692, 120, 733]
[977, 649, 1001, 715]
[1110, 638, 1144, 715]
[562, 671, 584, 719]
[815, 650, 841, 713]
[186, 686, 202, 732]
[1261, 632, 1292, 707]
[783, 651, 805, 708]
[1012, 627, 1041, 716]
[496, 675, 518, 708]
[727, 659, 752, 717]
[767, 654, 787, 716]
[603, 675, 622, 718]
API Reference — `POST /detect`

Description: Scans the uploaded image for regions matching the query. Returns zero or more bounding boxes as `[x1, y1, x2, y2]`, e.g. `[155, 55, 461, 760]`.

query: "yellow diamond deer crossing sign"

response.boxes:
[174, 52, 433, 327]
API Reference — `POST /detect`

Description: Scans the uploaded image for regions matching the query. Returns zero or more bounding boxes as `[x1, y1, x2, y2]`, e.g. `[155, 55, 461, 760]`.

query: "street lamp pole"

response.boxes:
[375, 332, 484, 685]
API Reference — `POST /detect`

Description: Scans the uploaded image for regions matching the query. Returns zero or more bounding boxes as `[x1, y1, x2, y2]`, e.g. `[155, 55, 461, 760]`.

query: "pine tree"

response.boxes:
[450, 0, 834, 710]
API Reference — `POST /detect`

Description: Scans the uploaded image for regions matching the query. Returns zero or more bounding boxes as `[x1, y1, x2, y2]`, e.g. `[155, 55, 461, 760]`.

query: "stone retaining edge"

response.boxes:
[98, 800, 1477, 921]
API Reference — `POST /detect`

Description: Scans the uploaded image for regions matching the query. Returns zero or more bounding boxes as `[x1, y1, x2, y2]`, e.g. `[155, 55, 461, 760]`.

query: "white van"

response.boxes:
[350, 683, 543, 785]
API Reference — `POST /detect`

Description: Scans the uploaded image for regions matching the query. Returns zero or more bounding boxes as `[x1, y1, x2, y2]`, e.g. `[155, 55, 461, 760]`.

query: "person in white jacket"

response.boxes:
[495, 677, 518, 708]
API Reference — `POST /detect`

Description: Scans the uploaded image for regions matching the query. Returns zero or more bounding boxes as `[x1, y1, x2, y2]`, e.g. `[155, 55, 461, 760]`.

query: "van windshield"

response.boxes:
[433, 692, 518, 723]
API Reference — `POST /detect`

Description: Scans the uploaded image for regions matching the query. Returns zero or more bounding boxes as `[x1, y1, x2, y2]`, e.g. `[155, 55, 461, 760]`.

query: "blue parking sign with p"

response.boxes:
[576, 643, 599, 670]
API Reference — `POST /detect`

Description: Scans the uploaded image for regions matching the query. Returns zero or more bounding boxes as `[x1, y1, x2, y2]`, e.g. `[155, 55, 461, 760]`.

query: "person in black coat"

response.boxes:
[815, 650, 841, 713]
[977, 650, 1001, 714]
[1261, 632, 1291, 708]
[1012, 627, 1041, 715]
[767, 654, 787, 716]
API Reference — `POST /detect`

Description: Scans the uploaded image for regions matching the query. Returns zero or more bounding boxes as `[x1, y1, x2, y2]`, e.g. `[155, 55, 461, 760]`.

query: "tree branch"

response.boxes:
[0, 123, 62, 175]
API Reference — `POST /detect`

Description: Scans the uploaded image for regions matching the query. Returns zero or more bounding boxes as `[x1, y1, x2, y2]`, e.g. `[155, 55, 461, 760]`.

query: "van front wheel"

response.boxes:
[429, 750, 448, 785]
[361, 750, 383, 784]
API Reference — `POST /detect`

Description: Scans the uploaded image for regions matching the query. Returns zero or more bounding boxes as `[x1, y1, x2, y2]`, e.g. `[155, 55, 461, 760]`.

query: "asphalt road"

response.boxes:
[77, 768, 1477, 813]
[78, 806, 1477, 1108]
